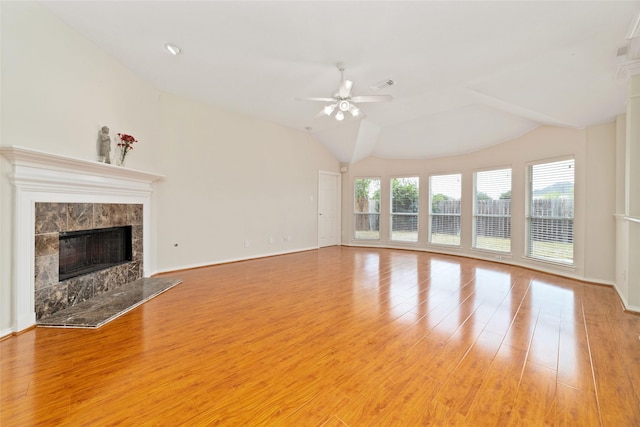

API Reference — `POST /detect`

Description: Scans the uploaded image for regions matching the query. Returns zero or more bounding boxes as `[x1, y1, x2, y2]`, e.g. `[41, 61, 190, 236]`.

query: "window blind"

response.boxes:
[354, 178, 381, 240]
[391, 177, 419, 242]
[473, 168, 512, 252]
[527, 159, 574, 264]
[429, 174, 461, 246]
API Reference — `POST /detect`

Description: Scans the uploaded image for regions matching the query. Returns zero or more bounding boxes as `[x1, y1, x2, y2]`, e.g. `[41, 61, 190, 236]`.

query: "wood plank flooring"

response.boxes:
[2, 246, 640, 426]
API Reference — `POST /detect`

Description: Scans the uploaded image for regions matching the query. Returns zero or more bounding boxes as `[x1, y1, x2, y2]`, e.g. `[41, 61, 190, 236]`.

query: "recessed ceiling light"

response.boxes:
[164, 43, 181, 56]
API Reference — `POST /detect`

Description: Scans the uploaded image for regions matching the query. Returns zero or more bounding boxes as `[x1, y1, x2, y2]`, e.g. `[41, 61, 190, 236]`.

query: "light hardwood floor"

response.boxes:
[2, 246, 640, 426]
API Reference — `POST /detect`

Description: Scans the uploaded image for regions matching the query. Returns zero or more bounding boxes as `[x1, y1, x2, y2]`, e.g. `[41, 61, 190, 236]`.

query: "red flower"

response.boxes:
[117, 133, 137, 144]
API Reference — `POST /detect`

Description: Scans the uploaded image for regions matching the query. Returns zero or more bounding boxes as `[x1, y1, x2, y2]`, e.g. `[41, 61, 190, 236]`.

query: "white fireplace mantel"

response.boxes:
[1, 146, 164, 333]
[0, 146, 164, 193]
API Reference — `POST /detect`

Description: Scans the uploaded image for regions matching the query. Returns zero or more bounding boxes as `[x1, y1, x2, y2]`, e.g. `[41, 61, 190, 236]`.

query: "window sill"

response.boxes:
[390, 240, 420, 245]
[523, 256, 575, 271]
[426, 243, 462, 250]
[471, 247, 512, 258]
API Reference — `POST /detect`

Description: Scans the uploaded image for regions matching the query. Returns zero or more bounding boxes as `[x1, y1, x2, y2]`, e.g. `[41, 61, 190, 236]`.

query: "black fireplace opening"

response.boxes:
[59, 226, 133, 281]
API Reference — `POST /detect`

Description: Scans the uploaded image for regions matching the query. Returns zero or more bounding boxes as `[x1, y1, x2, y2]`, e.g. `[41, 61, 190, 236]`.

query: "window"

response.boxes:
[354, 178, 381, 240]
[390, 177, 419, 242]
[473, 168, 512, 252]
[527, 159, 574, 264]
[429, 174, 461, 246]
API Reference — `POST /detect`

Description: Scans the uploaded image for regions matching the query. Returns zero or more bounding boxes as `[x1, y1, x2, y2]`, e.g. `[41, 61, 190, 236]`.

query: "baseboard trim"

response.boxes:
[0, 324, 36, 341]
[613, 284, 640, 314]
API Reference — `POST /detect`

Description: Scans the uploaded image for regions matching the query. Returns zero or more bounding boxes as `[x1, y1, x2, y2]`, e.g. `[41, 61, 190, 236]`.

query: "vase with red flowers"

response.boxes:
[116, 133, 137, 166]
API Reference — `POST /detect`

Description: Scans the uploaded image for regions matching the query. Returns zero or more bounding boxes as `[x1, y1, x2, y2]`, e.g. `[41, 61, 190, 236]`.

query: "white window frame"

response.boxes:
[472, 167, 512, 253]
[428, 173, 462, 247]
[353, 177, 381, 240]
[390, 176, 420, 243]
[525, 157, 575, 265]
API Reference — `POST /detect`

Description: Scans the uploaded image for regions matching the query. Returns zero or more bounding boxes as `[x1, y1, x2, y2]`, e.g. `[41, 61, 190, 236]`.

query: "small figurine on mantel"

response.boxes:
[98, 126, 112, 164]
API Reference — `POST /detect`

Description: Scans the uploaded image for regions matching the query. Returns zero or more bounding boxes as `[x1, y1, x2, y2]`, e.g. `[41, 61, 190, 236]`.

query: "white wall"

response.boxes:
[585, 123, 617, 282]
[0, 2, 161, 164]
[342, 124, 617, 284]
[0, 2, 339, 335]
[154, 93, 338, 271]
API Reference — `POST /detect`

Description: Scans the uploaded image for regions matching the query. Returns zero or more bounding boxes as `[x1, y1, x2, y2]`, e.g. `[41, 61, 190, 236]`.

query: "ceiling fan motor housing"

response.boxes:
[338, 100, 350, 111]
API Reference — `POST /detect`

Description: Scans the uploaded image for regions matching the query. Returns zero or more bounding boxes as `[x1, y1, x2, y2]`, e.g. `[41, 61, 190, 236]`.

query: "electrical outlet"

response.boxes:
[244, 240, 250, 248]
[269, 237, 274, 244]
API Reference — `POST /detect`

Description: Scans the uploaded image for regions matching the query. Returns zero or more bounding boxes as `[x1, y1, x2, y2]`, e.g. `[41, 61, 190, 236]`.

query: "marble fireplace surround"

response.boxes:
[35, 202, 144, 320]
[0, 146, 164, 333]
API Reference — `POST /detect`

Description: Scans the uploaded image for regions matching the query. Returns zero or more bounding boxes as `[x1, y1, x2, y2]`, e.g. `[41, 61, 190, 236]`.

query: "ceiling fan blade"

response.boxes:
[350, 95, 393, 103]
[296, 96, 336, 102]
[339, 80, 353, 98]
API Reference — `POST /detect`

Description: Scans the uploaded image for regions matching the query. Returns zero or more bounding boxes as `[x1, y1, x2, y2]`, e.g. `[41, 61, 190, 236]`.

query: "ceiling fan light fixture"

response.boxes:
[335, 111, 345, 121]
[324, 104, 336, 116]
[349, 104, 360, 117]
[338, 100, 350, 112]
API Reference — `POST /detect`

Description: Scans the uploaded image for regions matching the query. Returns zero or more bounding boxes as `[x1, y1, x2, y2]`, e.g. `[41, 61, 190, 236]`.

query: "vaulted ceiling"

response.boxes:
[41, 1, 640, 163]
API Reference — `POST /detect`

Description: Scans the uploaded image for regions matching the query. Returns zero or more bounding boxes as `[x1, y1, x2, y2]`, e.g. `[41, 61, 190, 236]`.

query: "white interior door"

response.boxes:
[318, 171, 340, 247]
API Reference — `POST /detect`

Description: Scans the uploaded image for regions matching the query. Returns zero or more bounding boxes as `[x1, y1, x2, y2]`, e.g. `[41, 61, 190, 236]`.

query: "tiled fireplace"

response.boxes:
[0, 146, 163, 333]
[34, 202, 144, 320]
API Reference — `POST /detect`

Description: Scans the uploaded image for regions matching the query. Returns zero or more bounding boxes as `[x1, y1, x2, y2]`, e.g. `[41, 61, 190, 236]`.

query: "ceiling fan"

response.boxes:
[297, 63, 393, 121]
